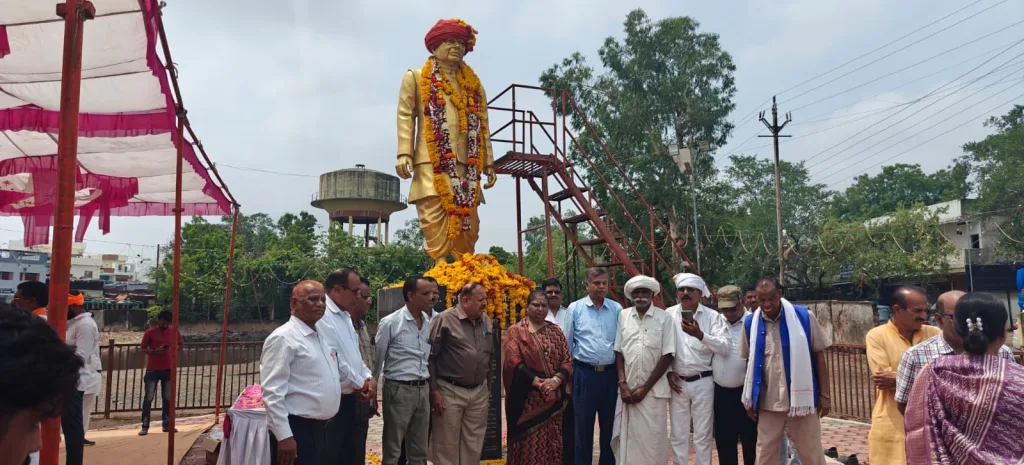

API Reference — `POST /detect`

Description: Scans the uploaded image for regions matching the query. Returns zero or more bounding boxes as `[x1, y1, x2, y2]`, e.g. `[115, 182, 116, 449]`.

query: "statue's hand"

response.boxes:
[484, 167, 497, 189]
[395, 155, 413, 179]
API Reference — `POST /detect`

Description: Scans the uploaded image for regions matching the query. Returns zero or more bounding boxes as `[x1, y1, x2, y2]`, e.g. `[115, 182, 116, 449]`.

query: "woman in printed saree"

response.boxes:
[502, 289, 572, 465]
[904, 292, 1024, 464]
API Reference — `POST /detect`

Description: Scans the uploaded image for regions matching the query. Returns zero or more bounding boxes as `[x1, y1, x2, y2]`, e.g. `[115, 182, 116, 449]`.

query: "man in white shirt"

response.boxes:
[60, 291, 95, 465]
[666, 273, 730, 465]
[611, 275, 675, 465]
[261, 281, 344, 465]
[541, 277, 573, 465]
[322, 268, 374, 465]
[712, 286, 756, 465]
[66, 291, 101, 448]
[376, 275, 436, 465]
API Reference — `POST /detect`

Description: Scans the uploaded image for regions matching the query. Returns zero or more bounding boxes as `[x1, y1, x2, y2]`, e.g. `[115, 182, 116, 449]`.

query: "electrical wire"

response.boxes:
[801, 38, 1024, 166]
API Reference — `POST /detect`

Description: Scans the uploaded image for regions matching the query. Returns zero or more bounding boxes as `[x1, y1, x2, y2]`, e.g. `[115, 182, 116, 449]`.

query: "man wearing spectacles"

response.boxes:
[895, 290, 1015, 414]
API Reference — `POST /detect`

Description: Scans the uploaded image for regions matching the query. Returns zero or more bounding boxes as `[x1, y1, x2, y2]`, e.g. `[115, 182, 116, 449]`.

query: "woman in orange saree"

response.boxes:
[502, 290, 572, 465]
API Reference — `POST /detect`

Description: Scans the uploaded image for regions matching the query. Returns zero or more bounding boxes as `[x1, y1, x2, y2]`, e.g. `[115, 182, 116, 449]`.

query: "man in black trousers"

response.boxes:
[711, 286, 758, 465]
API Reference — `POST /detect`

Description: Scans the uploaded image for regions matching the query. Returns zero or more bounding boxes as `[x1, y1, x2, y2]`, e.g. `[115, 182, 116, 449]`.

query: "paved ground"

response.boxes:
[362, 406, 870, 465]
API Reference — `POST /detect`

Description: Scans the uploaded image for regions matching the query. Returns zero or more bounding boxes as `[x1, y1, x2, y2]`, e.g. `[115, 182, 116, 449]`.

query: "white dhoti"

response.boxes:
[611, 394, 669, 465]
[669, 376, 714, 465]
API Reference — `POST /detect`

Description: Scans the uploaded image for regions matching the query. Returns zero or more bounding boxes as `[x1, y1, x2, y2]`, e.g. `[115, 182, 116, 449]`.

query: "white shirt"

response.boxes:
[711, 311, 751, 388]
[614, 306, 676, 398]
[666, 304, 730, 376]
[374, 306, 432, 381]
[545, 306, 571, 345]
[260, 316, 343, 440]
[67, 312, 101, 394]
[322, 298, 371, 394]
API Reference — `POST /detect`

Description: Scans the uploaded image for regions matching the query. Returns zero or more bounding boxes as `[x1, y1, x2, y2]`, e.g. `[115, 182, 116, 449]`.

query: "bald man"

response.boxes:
[261, 281, 343, 465]
[895, 290, 1014, 414]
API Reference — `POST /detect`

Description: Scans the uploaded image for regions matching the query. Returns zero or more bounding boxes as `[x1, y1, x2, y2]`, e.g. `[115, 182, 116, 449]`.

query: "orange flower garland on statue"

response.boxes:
[419, 34, 488, 240]
[421, 254, 533, 330]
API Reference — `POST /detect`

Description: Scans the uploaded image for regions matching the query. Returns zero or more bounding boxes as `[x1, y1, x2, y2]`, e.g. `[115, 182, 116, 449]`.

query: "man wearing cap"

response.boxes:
[711, 286, 756, 465]
[666, 273, 729, 465]
[610, 275, 675, 465]
[395, 18, 496, 267]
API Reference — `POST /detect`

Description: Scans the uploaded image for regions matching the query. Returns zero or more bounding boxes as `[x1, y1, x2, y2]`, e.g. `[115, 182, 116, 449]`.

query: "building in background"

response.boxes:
[7, 240, 153, 282]
[0, 249, 50, 300]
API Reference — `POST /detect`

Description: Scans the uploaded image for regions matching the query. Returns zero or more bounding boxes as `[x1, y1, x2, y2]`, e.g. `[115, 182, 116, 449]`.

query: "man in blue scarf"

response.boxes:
[738, 278, 832, 465]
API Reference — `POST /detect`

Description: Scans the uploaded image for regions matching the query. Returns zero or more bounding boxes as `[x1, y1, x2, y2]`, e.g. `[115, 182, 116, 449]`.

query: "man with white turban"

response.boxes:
[666, 273, 730, 465]
[611, 275, 675, 465]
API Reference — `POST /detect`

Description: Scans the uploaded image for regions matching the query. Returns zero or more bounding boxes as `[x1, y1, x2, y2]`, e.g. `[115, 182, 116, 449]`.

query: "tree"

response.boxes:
[961, 105, 1024, 258]
[831, 163, 969, 221]
[817, 206, 957, 296]
[719, 155, 833, 290]
[392, 218, 425, 248]
[538, 9, 737, 286]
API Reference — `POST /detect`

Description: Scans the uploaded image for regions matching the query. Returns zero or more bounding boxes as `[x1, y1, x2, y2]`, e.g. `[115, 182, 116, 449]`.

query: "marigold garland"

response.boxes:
[389, 254, 533, 329]
[419, 55, 488, 239]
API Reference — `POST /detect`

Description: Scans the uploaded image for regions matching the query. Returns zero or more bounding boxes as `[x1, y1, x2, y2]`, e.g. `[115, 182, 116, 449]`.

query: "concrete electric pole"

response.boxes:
[759, 96, 791, 284]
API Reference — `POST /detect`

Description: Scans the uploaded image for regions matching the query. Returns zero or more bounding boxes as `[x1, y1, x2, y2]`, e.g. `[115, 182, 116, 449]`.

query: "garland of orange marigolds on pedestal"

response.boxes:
[423, 254, 533, 329]
[419, 26, 488, 240]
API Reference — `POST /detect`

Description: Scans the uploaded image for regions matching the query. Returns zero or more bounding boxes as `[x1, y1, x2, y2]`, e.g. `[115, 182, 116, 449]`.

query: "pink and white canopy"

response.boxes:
[0, 0, 231, 246]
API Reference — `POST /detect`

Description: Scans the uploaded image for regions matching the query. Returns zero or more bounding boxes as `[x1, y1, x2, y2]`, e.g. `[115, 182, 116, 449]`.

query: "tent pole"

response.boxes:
[40, 2, 95, 464]
[166, 111, 186, 465]
[214, 206, 240, 423]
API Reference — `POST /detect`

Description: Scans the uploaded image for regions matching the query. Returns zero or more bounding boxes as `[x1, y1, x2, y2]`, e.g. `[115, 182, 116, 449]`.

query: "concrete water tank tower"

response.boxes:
[311, 164, 408, 247]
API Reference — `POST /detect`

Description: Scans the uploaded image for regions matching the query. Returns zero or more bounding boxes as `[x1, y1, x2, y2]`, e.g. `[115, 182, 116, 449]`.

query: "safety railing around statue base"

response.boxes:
[90, 340, 1024, 424]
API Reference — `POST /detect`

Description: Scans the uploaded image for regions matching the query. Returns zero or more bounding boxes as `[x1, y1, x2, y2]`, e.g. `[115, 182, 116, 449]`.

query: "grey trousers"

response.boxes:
[382, 381, 430, 465]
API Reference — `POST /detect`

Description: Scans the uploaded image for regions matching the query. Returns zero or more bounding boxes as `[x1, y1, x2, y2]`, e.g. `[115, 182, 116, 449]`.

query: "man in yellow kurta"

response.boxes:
[395, 18, 496, 266]
[864, 286, 940, 465]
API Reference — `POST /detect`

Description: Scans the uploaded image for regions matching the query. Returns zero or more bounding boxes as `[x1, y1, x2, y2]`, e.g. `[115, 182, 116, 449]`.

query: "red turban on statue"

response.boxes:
[424, 18, 478, 53]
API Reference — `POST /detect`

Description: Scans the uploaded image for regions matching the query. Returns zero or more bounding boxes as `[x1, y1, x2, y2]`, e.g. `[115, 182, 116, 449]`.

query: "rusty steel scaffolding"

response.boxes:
[487, 84, 700, 303]
[42, 2, 241, 464]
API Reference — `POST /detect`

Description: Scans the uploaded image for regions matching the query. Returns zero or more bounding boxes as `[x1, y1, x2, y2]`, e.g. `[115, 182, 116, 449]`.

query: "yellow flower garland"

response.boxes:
[388, 254, 533, 329]
[419, 55, 488, 240]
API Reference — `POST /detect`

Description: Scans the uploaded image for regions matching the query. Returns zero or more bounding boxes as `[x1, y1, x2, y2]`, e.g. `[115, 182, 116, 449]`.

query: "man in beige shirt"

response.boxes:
[739, 278, 831, 465]
[427, 282, 494, 465]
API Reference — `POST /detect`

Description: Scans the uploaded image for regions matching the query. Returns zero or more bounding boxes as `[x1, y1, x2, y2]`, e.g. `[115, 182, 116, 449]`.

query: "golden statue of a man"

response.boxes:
[396, 18, 496, 267]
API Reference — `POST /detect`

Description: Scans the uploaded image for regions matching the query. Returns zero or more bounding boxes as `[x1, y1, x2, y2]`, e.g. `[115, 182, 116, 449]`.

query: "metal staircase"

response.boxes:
[487, 84, 698, 301]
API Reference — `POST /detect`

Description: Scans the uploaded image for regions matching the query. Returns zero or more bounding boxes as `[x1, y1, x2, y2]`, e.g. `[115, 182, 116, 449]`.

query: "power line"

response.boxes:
[780, 0, 1011, 107]
[789, 17, 1024, 113]
[825, 88, 1024, 188]
[802, 38, 1024, 167]
[729, 0, 991, 135]
[717, 68, 1024, 158]
[813, 75, 1023, 180]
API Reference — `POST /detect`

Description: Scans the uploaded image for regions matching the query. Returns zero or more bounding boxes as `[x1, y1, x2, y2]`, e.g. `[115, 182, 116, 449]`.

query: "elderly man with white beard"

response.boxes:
[611, 275, 675, 465]
[666, 273, 730, 465]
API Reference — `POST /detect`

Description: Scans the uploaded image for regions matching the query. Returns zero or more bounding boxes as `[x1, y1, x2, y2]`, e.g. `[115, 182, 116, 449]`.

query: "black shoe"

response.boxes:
[825, 447, 839, 458]
[162, 427, 178, 433]
[838, 454, 859, 465]
[83, 439, 95, 446]
[138, 429, 148, 436]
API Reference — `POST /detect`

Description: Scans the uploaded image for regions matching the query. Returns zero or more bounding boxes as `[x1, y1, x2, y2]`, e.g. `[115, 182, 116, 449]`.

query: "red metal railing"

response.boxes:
[93, 341, 262, 417]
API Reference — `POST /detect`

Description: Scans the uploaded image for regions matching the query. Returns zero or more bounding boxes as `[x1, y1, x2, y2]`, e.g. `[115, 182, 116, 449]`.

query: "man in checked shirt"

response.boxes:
[895, 290, 1015, 414]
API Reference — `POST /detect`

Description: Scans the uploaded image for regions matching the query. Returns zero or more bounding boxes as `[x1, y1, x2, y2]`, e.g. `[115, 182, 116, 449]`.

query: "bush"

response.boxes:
[146, 305, 163, 322]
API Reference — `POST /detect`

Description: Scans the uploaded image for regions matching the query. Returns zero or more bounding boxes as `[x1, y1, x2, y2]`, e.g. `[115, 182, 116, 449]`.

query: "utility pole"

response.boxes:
[759, 96, 791, 284]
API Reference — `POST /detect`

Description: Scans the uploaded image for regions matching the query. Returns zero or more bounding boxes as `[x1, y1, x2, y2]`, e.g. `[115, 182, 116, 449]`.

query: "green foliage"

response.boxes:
[154, 213, 431, 322]
[961, 104, 1024, 258]
[830, 163, 969, 221]
[146, 305, 163, 321]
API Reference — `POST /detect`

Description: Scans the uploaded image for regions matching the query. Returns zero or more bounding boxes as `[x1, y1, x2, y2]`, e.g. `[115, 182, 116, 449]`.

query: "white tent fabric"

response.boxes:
[0, 0, 230, 245]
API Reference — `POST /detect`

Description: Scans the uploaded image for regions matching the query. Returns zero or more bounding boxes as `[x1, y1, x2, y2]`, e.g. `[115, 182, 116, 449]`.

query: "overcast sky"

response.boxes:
[3, 0, 1021, 260]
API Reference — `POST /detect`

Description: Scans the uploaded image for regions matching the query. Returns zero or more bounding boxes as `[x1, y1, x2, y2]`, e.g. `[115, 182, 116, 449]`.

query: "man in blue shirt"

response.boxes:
[568, 267, 622, 465]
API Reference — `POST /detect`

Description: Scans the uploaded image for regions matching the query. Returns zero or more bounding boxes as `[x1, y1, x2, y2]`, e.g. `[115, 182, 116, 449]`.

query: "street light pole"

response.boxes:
[759, 96, 792, 284]
[691, 144, 701, 274]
